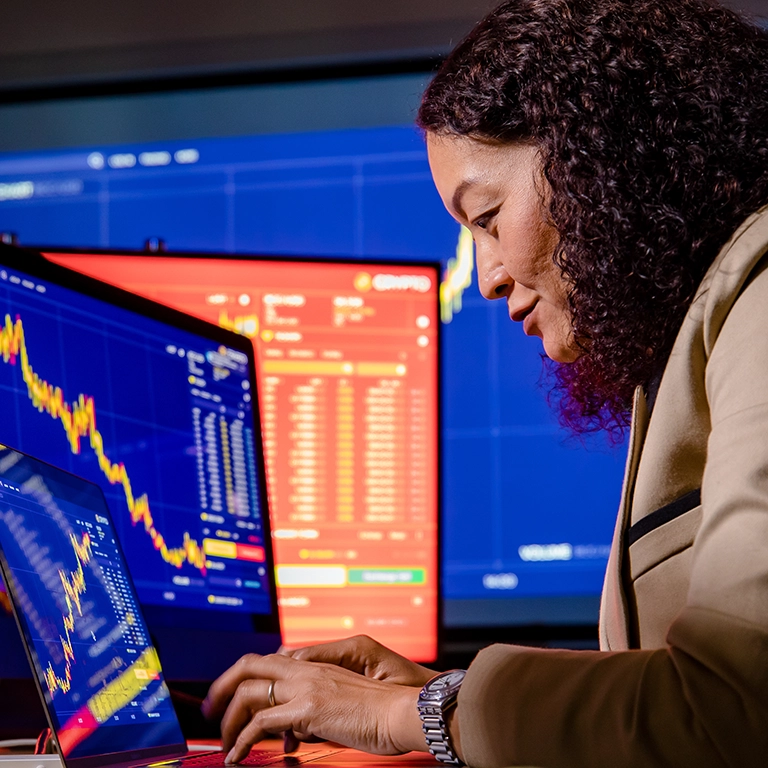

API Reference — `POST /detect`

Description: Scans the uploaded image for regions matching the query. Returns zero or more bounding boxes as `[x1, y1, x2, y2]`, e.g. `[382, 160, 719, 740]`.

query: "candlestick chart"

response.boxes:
[43, 530, 92, 698]
[0, 313, 207, 573]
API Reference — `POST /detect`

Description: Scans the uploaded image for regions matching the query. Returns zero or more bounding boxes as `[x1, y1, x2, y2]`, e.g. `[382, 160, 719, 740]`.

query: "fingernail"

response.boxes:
[225, 748, 237, 764]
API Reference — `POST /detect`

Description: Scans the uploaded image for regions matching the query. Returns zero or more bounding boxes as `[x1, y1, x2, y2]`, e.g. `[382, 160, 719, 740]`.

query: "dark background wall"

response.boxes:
[1, 0, 766, 95]
[0, 0, 495, 93]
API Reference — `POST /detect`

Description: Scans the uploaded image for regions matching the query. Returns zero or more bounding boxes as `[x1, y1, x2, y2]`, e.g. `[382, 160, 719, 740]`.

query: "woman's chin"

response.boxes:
[542, 339, 580, 364]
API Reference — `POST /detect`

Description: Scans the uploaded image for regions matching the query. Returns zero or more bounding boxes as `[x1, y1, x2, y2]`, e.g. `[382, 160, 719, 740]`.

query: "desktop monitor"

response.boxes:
[0, 110, 626, 663]
[0, 242, 281, 681]
[44, 249, 441, 664]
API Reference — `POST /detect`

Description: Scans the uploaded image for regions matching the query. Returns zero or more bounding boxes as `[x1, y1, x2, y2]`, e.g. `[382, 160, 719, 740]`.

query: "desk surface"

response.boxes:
[0, 738, 439, 767]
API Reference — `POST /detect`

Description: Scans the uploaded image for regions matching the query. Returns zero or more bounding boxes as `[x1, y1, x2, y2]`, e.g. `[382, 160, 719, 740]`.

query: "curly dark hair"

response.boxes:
[418, 0, 768, 433]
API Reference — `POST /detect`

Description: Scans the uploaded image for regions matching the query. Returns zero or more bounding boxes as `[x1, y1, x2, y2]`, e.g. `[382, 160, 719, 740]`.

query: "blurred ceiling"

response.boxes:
[0, 0, 495, 95]
[0, 0, 765, 97]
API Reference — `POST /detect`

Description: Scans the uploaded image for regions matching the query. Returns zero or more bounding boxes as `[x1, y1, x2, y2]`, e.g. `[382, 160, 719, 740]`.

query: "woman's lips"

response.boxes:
[523, 309, 536, 336]
[510, 301, 538, 335]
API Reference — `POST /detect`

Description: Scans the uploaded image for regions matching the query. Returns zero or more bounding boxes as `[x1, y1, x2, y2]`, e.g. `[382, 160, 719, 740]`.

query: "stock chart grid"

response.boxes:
[0, 125, 626, 629]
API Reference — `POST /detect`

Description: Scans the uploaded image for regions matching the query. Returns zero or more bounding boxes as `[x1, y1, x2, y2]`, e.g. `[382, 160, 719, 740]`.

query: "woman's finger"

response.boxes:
[227, 702, 304, 764]
[279, 636, 436, 686]
[226, 712, 273, 764]
[219, 678, 274, 752]
[282, 729, 300, 753]
[203, 653, 264, 719]
[287, 636, 368, 671]
[203, 653, 294, 719]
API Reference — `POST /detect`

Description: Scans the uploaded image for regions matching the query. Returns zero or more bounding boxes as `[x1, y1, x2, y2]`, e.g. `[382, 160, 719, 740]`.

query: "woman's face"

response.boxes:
[427, 133, 579, 363]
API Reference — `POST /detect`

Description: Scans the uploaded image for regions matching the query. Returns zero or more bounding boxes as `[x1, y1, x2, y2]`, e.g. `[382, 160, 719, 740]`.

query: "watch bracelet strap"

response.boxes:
[421, 711, 464, 766]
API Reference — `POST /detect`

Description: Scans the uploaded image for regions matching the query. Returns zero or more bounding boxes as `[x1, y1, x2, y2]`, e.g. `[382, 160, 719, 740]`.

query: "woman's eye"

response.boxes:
[472, 210, 498, 232]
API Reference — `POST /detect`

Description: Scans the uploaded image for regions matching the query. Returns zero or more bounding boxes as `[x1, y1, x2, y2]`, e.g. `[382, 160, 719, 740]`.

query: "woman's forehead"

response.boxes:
[426, 133, 543, 213]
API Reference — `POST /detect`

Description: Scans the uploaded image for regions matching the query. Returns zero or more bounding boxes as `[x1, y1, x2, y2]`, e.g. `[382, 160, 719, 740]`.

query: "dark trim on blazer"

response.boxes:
[627, 488, 702, 547]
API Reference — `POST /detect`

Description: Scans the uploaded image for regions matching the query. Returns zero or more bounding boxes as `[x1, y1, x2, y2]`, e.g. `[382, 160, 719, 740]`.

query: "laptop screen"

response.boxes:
[0, 446, 187, 763]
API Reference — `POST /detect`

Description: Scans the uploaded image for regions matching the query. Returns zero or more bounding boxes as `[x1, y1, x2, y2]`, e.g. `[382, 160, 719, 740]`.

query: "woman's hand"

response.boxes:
[202, 652, 428, 764]
[279, 634, 437, 688]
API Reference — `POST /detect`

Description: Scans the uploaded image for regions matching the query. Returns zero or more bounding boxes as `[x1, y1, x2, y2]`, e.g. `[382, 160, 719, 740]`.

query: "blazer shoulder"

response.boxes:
[695, 205, 768, 356]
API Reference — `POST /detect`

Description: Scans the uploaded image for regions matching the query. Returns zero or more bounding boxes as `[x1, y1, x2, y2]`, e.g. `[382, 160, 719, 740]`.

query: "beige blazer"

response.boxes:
[457, 206, 768, 768]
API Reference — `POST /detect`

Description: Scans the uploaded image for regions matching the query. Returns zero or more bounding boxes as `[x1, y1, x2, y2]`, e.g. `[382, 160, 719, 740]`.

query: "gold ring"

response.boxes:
[267, 679, 277, 708]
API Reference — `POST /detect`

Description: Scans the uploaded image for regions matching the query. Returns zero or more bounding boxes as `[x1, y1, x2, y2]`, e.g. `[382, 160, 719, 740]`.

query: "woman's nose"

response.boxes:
[476, 245, 513, 300]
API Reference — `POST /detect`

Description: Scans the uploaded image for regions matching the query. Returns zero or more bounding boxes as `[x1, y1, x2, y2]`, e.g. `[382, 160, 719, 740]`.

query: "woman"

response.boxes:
[203, 1, 768, 765]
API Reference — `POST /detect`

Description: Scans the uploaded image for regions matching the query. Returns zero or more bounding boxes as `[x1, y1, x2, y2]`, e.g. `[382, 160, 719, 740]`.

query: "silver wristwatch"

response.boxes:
[417, 669, 467, 765]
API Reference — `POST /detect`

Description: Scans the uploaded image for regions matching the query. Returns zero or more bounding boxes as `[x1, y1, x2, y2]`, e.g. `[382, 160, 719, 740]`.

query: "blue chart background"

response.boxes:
[0, 125, 626, 626]
[0, 268, 271, 615]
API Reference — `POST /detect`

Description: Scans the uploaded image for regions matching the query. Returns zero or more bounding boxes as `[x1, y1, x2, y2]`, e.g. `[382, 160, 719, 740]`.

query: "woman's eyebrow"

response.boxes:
[451, 180, 475, 219]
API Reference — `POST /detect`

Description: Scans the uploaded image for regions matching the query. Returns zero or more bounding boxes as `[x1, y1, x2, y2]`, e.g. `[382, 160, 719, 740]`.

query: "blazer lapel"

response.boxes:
[599, 386, 649, 650]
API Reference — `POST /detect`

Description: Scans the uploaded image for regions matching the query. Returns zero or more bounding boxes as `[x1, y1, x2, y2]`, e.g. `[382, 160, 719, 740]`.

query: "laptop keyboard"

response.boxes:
[180, 750, 276, 766]
[179, 748, 343, 766]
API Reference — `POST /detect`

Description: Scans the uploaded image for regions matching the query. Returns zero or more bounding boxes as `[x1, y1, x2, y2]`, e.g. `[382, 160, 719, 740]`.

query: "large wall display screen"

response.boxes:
[0, 125, 626, 643]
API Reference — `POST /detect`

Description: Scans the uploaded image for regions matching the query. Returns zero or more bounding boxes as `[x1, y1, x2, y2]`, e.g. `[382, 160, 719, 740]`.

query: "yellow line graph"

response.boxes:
[43, 531, 92, 697]
[440, 226, 475, 323]
[0, 313, 206, 573]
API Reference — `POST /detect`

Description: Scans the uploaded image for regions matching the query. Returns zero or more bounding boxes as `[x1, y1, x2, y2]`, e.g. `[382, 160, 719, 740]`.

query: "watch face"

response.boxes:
[424, 669, 466, 698]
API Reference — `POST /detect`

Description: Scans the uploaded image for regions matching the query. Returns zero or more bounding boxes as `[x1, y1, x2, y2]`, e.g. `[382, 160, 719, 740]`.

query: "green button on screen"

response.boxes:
[347, 568, 426, 585]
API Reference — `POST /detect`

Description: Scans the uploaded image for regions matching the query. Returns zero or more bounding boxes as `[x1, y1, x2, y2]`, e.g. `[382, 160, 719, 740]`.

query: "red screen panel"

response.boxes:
[45, 252, 439, 662]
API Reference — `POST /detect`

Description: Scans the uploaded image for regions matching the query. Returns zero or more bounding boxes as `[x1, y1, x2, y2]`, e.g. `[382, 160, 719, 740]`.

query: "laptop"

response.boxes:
[0, 445, 434, 768]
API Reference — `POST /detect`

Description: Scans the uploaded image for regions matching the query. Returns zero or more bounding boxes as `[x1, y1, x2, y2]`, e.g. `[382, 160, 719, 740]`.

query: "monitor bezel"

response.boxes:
[35, 244, 444, 668]
[0, 242, 283, 674]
